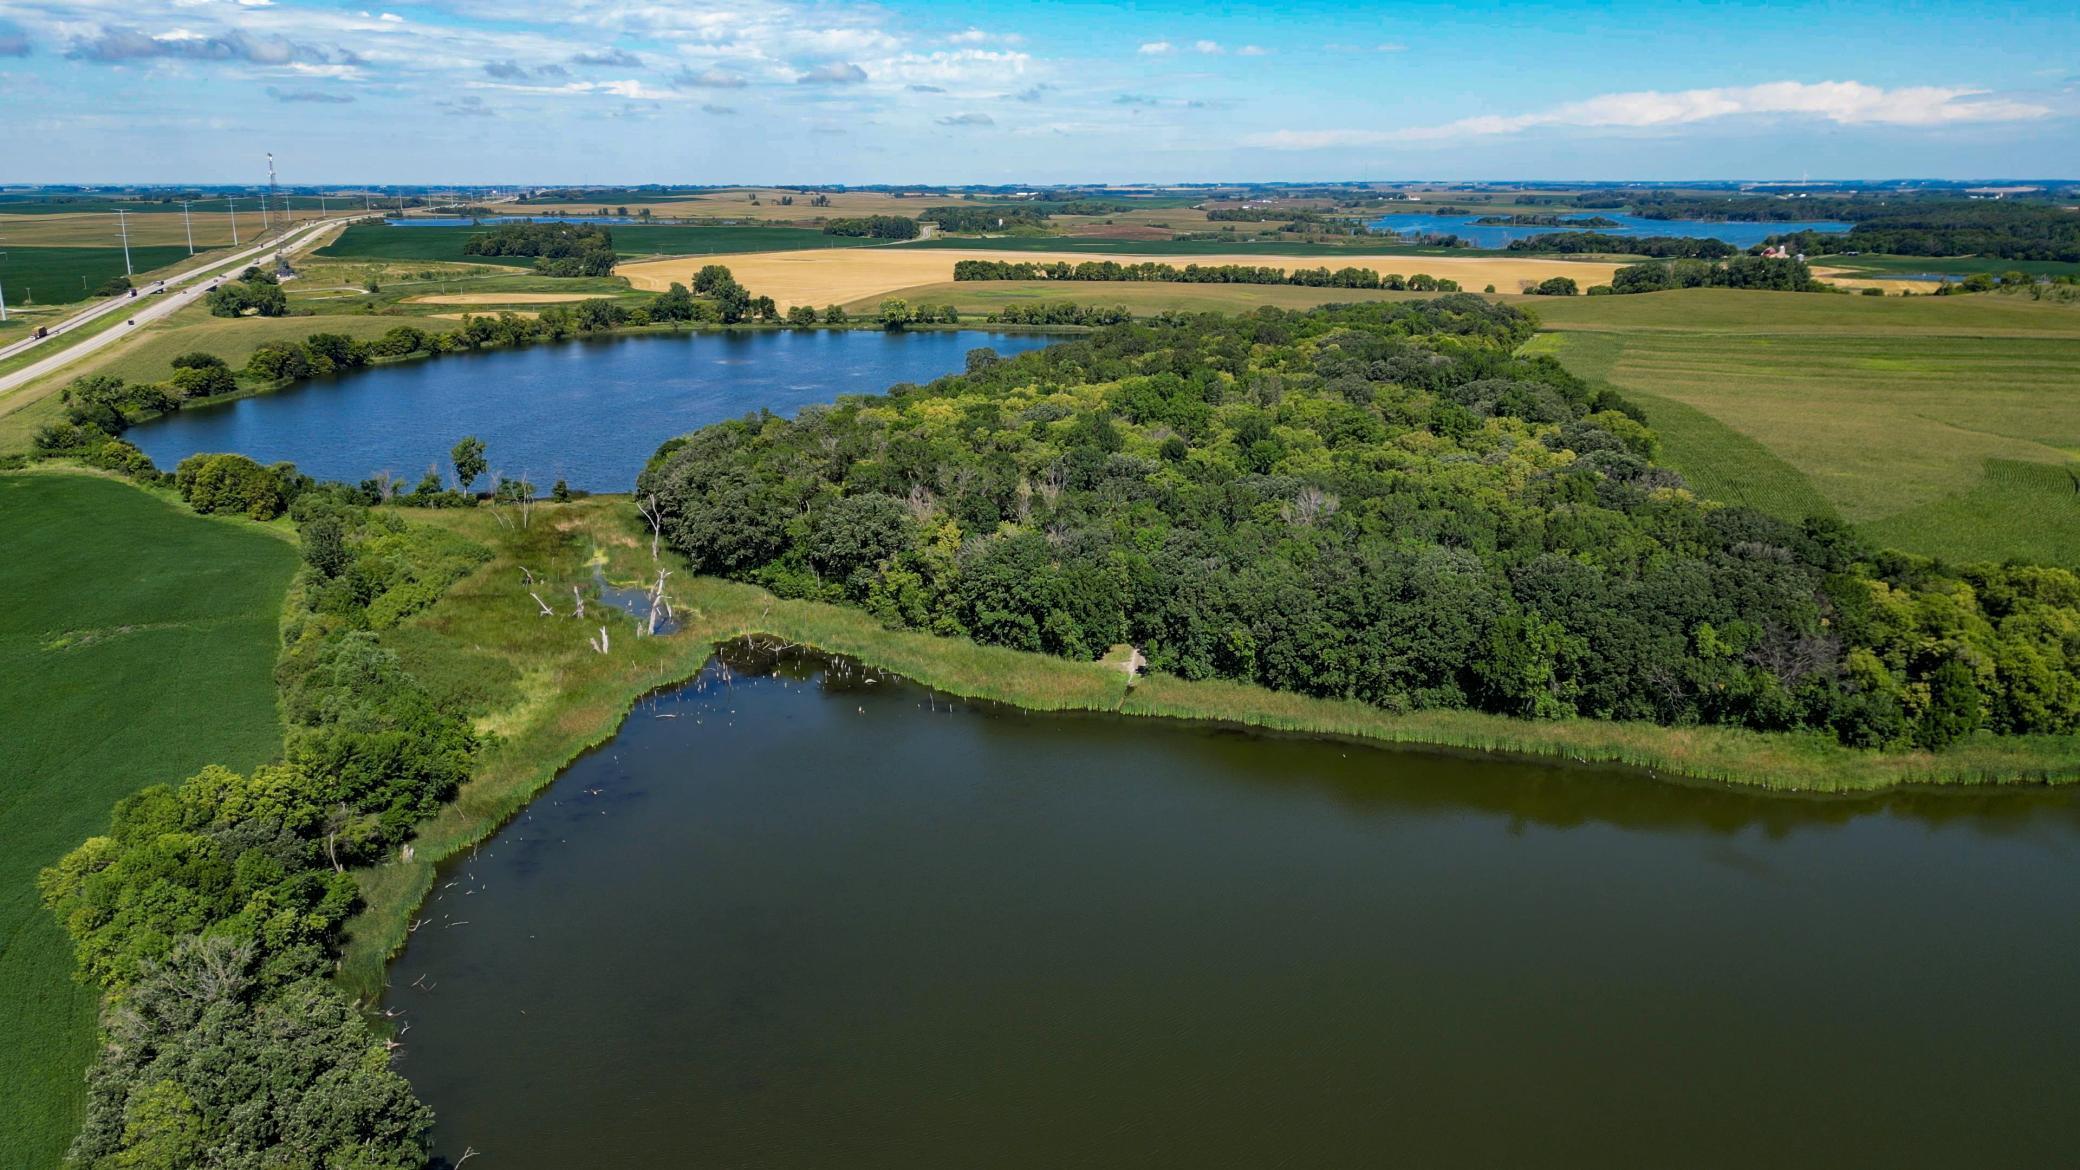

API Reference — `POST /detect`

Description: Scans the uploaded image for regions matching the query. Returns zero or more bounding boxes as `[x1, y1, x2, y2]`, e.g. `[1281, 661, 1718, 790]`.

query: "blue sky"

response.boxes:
[0, 0, 2074, 183]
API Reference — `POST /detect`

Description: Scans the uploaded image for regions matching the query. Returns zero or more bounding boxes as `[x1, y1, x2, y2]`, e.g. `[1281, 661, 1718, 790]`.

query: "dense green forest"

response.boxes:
[1610, 256, 1825, 293]
[1507, 233, 1738, 259]
[640, 298, 2080, 750]
[923, 205, 1049, 232]
[1762, 202, 2080, 261]
[820, 215, 921, 239]
[461, 221, 617, 275]
[39, 491, 486, 1168]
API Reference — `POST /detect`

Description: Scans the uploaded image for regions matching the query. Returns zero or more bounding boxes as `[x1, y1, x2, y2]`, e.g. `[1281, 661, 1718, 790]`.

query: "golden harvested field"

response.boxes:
[621, 248, 1621, 308]
[406, 292, 596, 305]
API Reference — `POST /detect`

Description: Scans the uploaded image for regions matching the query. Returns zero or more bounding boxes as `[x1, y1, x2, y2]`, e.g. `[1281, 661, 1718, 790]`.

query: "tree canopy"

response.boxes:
[640, 298, 2080, 751]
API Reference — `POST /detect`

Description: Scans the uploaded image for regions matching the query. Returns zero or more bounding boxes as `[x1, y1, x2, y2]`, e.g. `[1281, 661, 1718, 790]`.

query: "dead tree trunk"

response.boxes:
[529, 591, 555, 617]
[647, 568, 672, 636]
[636, 493, 664, 562]
[571, 585, 586, 619]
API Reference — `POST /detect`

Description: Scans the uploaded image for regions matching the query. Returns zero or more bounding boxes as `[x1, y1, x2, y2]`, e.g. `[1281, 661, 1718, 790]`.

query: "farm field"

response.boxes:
[515, 188, 984, 221]
[0, 472, 296, 1170]
[1527, 289, 2080, 565]
[1813, 254, 2080, 281]
[0, 209, 255, 249]
[623, 247, 1620, 308]
[0, 244, 194, 304]
[315, 223, 883, 266]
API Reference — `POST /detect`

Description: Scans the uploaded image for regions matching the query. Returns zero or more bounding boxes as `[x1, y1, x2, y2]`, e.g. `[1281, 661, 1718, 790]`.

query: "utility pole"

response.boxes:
[227, 196, 240, 244]
[268, 153, 287, 273]
[115, 209, 134, 277]
[180, 200, 196, 254]
[0, 236, 10, 323]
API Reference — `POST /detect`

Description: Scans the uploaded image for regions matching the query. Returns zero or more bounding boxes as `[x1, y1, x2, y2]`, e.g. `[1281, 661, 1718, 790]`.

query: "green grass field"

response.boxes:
[1, 245, 194, 305]
[1527, 289, 2080, 565]
[1814, 254, 2080, 281]
[0, 472, 297, 1170]
[316, 223, 882, 265]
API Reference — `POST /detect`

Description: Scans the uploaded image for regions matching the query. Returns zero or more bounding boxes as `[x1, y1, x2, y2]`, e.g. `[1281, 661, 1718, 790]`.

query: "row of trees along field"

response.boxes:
[952, 259, 1464, 290]
[39, 483, 492, 1167]
[639, 298, 2080, 750]
[1506, 233, 1739, 259]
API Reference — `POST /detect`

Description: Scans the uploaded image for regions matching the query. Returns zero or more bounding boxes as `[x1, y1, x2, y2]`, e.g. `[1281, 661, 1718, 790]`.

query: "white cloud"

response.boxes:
[1246, 80, 2055, 148]
[936, 111, 993, 126]
[1376, 42, 1406, 52]
[796, 60, 867, 84]
[1137, 41, 1173, 55]
[1192, 40, 1220, 54]
[672, 65, 745, 88]
[946, 28, 1022, 46]
[1236, 45, 1268, 56]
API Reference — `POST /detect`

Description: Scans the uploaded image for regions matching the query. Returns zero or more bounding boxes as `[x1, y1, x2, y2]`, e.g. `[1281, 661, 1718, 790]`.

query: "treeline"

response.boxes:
[1615, 192, 1871, 222]
[1475, 214, 1622, 228]
[1609, 256, 1825, 294]
[207, 267, 290, 317]
[953, 258, 1461, 291]
[1761, 202, 2080, 262]
[984, 301, 1134, 326]
[639, 298, 2080, 750]
[463, 221, 618, 275]
[40, 483, 492, 1168]
[1508, 232, 1738, 259]
[821, 215, 921, 239]
[922, 205, 1049, 233]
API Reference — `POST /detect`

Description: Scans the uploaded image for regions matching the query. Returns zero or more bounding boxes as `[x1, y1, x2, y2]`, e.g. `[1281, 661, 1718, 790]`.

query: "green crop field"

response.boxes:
[1814, 254, 2080, 281]
[316, 223, 882, 265]
[0, 473, 297, 1170]
[1526, 289, 2080, 565]
[1, 245, 194, 304]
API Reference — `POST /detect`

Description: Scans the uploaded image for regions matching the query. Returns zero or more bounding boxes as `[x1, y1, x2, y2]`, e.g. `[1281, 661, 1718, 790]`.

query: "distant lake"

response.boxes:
[385, 643, 2080, 1170]
[1368, 211, 1853, 249]
[127, 330, 1055, 492]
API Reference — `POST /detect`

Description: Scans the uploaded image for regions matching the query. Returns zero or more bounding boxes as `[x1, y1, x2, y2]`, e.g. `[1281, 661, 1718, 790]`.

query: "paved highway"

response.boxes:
[0, 216, 353, 398]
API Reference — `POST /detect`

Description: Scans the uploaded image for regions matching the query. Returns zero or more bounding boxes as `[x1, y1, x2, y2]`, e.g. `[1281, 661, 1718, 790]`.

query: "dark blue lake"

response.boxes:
[129, 330, 1054, 492]
[1368, 212, 1853, 249]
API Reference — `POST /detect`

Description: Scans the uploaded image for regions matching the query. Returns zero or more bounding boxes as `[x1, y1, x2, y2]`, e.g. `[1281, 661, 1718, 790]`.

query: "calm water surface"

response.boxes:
[128, 330, 1054, 491]
[1369, 211, 1853, 249]
[386, 645, 2080, 1169]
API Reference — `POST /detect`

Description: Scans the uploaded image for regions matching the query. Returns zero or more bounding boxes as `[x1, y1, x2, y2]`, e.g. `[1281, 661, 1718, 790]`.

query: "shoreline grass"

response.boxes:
[336, 495, 2080, 1007]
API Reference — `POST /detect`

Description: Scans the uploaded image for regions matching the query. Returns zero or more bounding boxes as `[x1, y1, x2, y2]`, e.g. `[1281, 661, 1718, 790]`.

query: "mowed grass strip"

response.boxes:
[1531, 289, 2080, 565]
[0, 472, 297, 1170]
